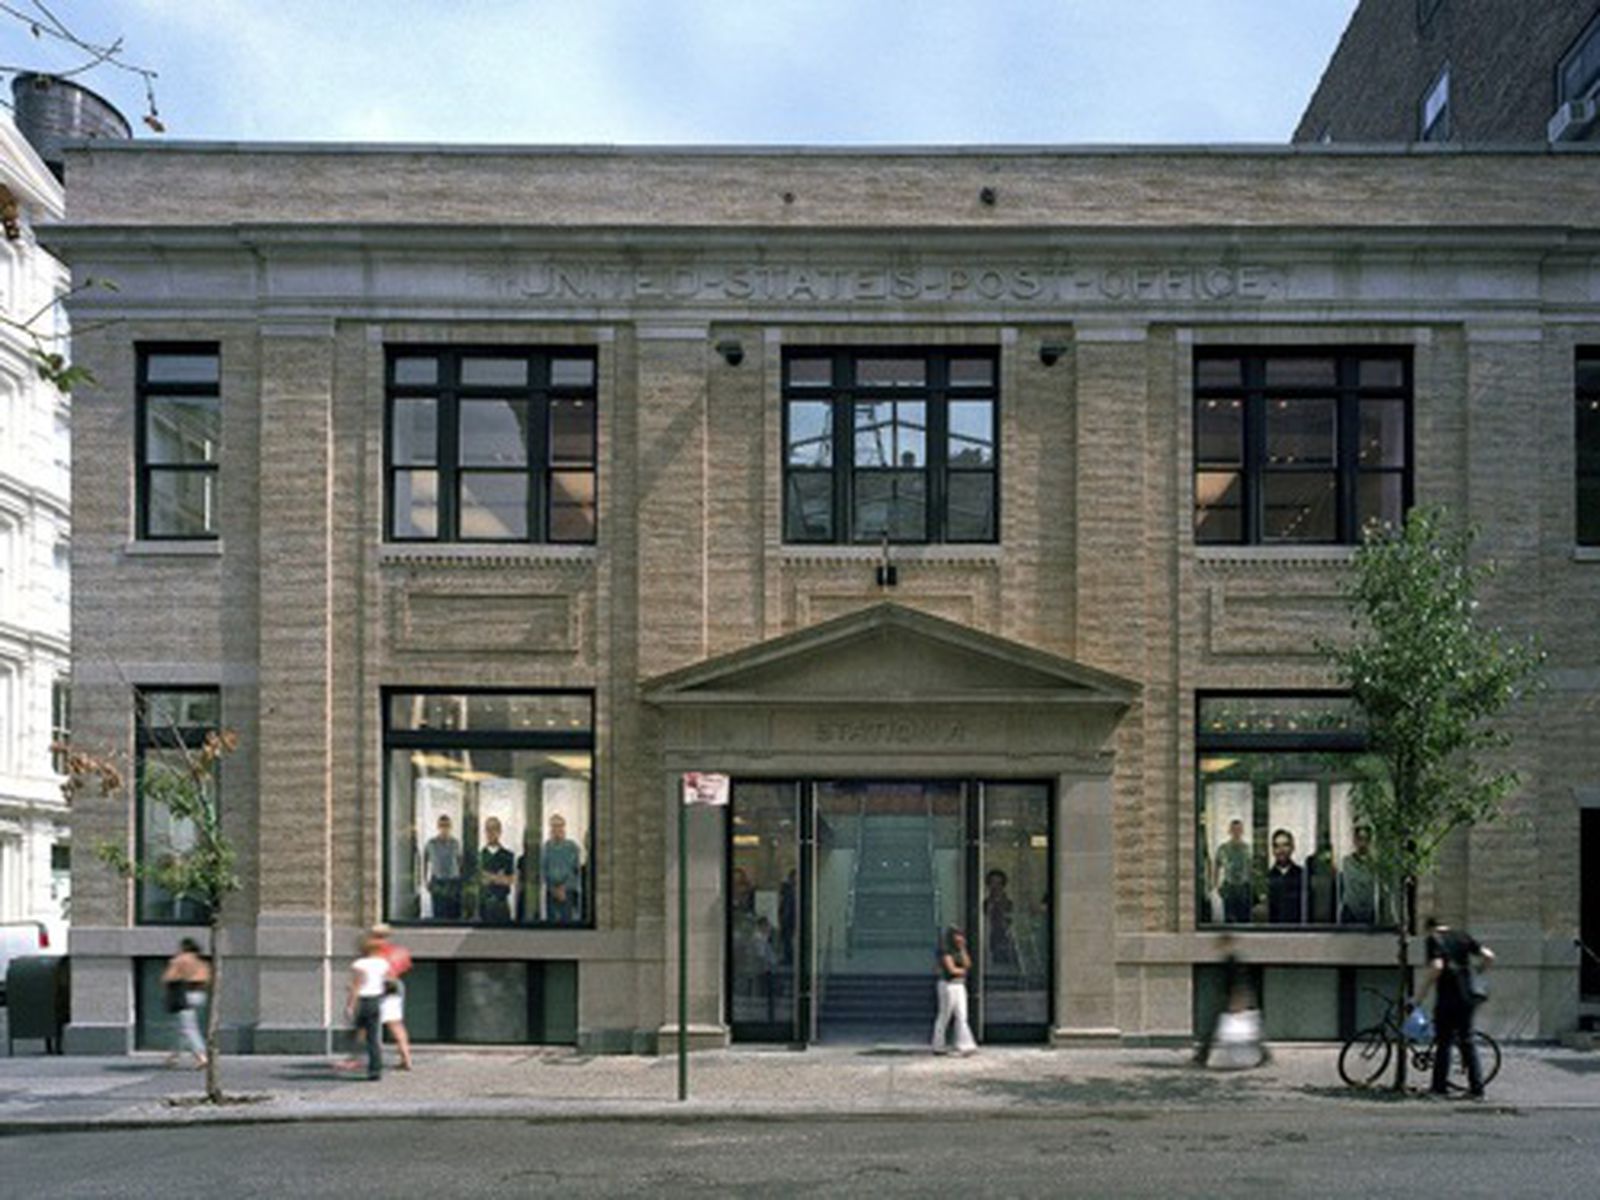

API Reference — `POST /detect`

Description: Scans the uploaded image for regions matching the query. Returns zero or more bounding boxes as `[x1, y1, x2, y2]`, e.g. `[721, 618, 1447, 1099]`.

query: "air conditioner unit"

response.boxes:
[1548, 97, 1600, 142]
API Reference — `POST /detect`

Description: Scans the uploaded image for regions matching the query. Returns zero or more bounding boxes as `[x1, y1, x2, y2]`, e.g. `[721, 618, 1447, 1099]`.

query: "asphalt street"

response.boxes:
[4, 1109, 1598, 1198]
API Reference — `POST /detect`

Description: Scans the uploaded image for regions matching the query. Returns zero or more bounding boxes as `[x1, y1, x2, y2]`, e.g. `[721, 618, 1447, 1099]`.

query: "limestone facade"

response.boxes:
[45, 143, 1600, 1052]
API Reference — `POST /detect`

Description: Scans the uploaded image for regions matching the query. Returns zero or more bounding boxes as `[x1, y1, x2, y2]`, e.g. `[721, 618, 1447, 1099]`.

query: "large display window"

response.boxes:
[384, 691, 594, 928]
[1196, 694, 1388, 929]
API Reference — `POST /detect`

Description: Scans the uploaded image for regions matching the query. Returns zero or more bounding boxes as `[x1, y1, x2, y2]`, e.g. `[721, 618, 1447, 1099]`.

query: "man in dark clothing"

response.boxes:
[1417, 914, 1495, 1097]
[1265, 829, 1305, 924]
[478, 817, 515, 925]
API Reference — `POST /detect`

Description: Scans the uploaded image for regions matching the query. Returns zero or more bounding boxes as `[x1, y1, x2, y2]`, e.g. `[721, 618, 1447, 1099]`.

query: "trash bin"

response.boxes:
[7, 955, 69, 1055]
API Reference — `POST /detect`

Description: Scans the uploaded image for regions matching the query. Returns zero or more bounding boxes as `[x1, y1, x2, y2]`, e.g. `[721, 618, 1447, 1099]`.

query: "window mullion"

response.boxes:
[439, 384, 460, 542]
[928, 380, 947, 543]
[834, 392, 851, 544]
[531, 394, 546, 543]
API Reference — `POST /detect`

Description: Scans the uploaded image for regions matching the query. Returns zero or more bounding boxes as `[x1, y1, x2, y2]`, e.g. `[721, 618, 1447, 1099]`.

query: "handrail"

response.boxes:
[843, 790, 867, 954]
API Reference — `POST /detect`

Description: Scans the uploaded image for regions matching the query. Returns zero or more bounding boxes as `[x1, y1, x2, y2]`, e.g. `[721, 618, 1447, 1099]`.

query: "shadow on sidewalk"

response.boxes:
[954, 1068, 1273, 1108]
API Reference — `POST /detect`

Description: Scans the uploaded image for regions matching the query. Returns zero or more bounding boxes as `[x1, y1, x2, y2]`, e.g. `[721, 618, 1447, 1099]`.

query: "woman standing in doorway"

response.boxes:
[932, 926, 978, 1055]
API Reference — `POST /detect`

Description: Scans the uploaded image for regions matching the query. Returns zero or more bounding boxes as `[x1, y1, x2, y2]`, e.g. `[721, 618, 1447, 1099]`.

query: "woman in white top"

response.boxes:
[346, 935, 390, 1080]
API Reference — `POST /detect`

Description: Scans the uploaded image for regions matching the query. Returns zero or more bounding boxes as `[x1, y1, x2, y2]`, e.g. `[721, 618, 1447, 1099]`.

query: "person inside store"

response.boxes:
[1266, 828, 1305, 924]
[1214, 818, 1253, 923]
[423, 812, 463, 921]
[478, 816, 515, 924]
[539, 812, 584, 924]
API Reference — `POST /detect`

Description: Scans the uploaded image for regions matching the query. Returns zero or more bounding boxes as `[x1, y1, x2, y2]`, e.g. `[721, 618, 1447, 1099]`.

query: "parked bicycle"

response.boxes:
[1338, 988, 1501, 1091]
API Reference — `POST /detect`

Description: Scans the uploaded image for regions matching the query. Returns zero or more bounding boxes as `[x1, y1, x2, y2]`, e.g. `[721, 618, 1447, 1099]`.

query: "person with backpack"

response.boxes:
[1417, 914, 1495, 1097]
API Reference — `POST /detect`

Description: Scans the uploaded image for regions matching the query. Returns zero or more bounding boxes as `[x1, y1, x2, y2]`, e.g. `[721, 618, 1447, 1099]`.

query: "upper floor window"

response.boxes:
[386, 349, 597, 544]
[50, 674, 69, 775]
[1197, 694, 1387, 930]
[1578, 352, 1600, 546]
[1559, 11, 1600, 105]
[1420, 66, 1451, 141]
[135, 687, 220, 925]
[1194, 350, 1411, 546]
[783, 349, 998, 544]
[137, 347, 220, 540]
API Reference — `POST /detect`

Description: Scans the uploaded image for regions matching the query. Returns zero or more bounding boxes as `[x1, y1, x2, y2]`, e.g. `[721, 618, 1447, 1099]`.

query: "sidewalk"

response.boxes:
[2, 1041, 1597, 1131]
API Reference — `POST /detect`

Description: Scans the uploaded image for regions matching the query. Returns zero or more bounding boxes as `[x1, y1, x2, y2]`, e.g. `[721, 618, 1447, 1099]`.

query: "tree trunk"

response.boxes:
[204, 916, 222, 1104]
[1393, 874, 1417, 1093]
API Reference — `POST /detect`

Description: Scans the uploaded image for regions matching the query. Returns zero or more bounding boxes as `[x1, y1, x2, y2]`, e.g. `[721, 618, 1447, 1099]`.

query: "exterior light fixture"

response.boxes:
[716, 339, 745, 366]
[1039, 341, 1068, 367]
[979, 186, 997, 206]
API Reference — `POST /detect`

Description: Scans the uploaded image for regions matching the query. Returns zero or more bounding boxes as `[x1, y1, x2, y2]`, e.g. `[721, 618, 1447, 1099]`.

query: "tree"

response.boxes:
[63, 708, 240, 1104]
[1322, 506, 1542, 1091]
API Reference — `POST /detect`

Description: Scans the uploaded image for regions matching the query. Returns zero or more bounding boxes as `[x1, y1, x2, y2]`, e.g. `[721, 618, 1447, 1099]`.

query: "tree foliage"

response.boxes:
[1322, 505, 1542, 1089]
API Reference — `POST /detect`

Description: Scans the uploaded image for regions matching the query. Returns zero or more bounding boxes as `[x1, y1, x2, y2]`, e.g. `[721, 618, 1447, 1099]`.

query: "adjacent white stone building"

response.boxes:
[0, 112, 70, 946]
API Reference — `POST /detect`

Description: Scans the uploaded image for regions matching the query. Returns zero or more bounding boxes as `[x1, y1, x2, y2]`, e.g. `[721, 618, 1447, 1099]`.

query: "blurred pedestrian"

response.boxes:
[345, 934, 390, 1081]
[161, 937, 209, 1069]
[1194, 932, 1264, 1069]
[932, 926, 977, 1055]
[372, 923, 414, 1071]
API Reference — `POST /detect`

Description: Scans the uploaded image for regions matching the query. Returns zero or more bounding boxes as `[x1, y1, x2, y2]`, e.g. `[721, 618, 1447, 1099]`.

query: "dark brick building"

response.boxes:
[1295, 0, 1600, 144]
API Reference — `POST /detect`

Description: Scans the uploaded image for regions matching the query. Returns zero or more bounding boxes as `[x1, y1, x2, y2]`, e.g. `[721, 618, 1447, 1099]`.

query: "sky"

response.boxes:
[0, 0, 1358, 145]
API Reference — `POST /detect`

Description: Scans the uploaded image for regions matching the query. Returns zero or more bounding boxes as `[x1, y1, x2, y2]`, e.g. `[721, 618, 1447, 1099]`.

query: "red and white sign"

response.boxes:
[681, 772, 730, 807]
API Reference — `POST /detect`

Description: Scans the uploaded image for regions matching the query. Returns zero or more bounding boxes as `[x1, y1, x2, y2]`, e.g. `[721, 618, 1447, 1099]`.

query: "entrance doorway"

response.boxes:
[727, 778, 1052, 1045]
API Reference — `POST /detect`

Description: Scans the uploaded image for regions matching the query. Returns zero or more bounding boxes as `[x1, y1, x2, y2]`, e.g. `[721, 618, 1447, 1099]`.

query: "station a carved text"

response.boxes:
[813, 717, 969, 746]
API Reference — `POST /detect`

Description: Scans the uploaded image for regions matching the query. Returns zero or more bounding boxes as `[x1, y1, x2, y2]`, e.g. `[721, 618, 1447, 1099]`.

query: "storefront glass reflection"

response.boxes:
[385, 691, 593, 927]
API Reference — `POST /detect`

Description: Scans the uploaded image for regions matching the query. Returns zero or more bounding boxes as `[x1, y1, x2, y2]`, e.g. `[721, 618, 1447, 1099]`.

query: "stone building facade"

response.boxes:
[0, 114, 69, 947]
[46, 143, 1600, 1053]
[1296, 0, 1600, 144]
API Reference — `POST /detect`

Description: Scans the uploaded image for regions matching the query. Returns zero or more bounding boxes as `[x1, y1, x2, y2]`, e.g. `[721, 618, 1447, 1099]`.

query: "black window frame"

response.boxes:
[136, 344, 221, 542]
[781, 348, 1001, 545]
[1195, 691, 1388, 932]
[381, 687, 598, 930]
[384, 347, 598, 544]
[1578, 350, 1600, 547]
[1193, 348, 1413, 546]
[1557, 9, 1600, 106]
[134, 685, 220, 926]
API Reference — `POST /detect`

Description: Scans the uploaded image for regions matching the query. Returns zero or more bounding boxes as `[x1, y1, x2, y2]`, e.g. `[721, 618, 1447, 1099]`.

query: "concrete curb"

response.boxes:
[4, 1093, 1585, 1136]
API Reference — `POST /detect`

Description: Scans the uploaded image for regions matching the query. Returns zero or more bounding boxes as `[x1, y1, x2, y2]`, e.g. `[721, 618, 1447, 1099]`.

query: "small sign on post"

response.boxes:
[676, 770, 728, 1101]
[682, 771, 730, 807]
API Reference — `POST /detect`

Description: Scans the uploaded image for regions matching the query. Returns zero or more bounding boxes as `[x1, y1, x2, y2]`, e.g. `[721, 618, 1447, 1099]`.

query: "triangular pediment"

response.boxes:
[642, 603, 1137, 708]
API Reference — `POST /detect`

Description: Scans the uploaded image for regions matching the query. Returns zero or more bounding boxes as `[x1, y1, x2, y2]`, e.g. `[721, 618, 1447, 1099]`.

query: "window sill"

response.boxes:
[779, 544, 1002, 565]
[124, 539, 223, 557]
[1194, 545, 1355, 567]
[379, 543, 598, 568]
[1573, 547, 1600, 563]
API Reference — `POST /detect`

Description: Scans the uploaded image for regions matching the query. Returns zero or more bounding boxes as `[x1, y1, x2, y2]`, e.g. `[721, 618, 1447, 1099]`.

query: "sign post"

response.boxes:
[678, 772, 728, 1102]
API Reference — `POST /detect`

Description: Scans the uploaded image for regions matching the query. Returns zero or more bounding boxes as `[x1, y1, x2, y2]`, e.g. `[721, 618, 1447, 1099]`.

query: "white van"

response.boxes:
[0, 920, 57, 1003]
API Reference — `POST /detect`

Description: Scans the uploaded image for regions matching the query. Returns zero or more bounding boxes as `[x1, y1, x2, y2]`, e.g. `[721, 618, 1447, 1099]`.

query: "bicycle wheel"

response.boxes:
[1339, 1026, 1393, 1088]
[1473, 1031, 1502, 1089]
[1440, 1030, 1502, 1092]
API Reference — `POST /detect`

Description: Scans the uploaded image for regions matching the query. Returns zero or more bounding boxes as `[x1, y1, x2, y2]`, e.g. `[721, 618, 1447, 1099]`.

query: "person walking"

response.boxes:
[931, 926, 978, 1056]
[161, 937, 210, 1070]
[1417, 914, 1495, 1098]
[346, 934, 390, 1081]
[372, 923, 414, 1071]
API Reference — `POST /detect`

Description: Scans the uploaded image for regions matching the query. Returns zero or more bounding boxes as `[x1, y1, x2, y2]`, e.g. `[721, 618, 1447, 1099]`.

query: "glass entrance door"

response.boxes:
[814, 780, 965, 1043]
[726, 778, 1053, 1045]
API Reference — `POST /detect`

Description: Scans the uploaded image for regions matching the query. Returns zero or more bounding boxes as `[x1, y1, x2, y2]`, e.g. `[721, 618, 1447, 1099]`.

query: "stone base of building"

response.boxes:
[655, 1023, 731, 1054]
[1050, 1026, 1123, 1047]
